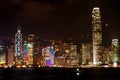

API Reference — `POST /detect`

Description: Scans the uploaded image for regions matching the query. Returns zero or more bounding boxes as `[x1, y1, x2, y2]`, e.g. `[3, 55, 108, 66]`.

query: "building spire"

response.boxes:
[17, 25, 21, 33]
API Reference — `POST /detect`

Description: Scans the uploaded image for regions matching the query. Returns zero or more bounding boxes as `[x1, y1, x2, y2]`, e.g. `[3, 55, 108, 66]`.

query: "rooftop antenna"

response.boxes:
[17, 24, 21, 32]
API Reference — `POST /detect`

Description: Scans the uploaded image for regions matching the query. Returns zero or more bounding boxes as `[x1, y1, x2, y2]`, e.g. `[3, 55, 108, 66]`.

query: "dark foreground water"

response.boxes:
[0, 67, 120, 80]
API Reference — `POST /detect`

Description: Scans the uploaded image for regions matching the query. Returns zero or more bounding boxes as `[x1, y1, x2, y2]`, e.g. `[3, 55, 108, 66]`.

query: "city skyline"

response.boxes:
[0, 0, 119, 45]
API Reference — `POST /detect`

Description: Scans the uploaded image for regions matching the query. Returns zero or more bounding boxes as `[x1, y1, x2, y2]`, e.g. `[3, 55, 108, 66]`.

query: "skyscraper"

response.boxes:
[27, 34, 35, 65]
[81, 43, 93, 65]
[92, 7, 102, 65]
[111, 39, 119, 67]
[15, 27, 23, 65]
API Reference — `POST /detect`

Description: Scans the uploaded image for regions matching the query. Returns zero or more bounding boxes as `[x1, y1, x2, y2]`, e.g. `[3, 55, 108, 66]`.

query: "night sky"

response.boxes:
[0, 0, 120, 44]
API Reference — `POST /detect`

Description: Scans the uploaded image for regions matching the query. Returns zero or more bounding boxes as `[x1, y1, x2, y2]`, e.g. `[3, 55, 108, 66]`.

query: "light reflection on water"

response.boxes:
[0, 68, 120, 80]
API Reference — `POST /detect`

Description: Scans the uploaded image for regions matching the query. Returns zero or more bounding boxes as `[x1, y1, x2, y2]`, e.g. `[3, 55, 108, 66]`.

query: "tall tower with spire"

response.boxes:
[92, 7, 102, 65]
[15, 27, 23, 65]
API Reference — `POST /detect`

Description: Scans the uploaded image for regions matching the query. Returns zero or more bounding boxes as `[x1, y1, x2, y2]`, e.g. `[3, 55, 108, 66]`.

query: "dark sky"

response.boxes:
[0, 0, 120, 43]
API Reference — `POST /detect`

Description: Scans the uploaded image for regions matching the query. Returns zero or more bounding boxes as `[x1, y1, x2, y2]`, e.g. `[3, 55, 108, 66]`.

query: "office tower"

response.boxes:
[51, 40, 63, 65]
[81, 43, 93, 65]
[0, 37, 9, 65]
[23, 41, 29, 65]
[102, 47, 111, 64]
[69, 44, 78, 66]
[26, 34, 35, 65]
[15, 27, 23, 65]
[7, 45, 15, 66]
[42, 47, 50, 66]
[111, 39, 119, 66]
[0, 44, 6, 65]
[92, 7, 102, 65]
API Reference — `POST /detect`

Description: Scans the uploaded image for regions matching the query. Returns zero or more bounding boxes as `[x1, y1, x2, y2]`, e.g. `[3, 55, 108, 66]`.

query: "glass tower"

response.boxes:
[92, 7, 102, 65]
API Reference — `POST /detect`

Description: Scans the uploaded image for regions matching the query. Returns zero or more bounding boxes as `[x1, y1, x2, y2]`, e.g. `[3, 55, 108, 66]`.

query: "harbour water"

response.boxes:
[0, 67, 120, 80]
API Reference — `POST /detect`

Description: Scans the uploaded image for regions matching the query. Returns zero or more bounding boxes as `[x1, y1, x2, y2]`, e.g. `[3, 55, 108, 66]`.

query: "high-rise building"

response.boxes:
[0, 37, 8, 65]
[26, 34, 35, 65]
[92, 7, 102, 65]
[7, 45, 15, 66]
[69, 44, 78, 66]
[42, 46, 54, 66]
[0, 45, 6, 65]
[81, 43, 93, 65]
[111, 39, 119, 65]
[15, 27, 23, 65]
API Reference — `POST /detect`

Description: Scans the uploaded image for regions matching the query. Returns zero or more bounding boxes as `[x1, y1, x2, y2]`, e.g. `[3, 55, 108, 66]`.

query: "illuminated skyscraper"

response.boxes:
[111, 39, 119, 66]
[7, 45, 15, 66]
[92, 7, 102, 65]
[0, 44, 6, 64]
[81, 43, 93, 65]
[15, 27, 23, 65]
[27, 34, 35, 65]
[69, 44, 78, 66]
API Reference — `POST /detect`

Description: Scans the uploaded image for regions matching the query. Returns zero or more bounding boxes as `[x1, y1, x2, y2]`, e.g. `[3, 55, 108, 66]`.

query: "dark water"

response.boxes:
[0, 67, 120, 80]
